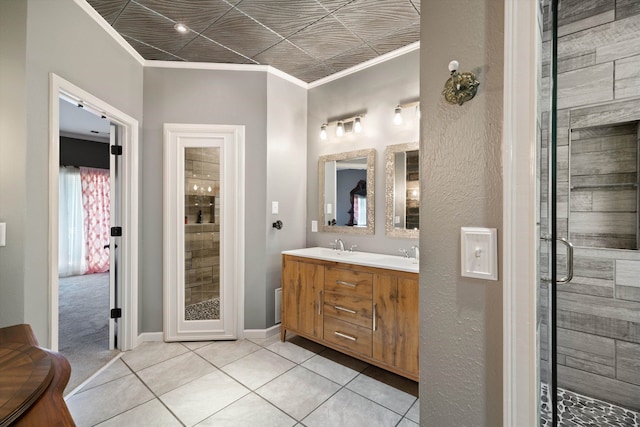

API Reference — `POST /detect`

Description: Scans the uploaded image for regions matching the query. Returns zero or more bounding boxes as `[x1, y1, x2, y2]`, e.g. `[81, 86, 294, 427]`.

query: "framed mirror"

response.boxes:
[319, 148, 375, 234]
[385, 142, 419, 238]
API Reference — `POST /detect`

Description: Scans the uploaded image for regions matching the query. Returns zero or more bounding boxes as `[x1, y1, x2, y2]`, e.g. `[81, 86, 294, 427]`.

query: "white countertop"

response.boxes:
[282, 247, 419, 274]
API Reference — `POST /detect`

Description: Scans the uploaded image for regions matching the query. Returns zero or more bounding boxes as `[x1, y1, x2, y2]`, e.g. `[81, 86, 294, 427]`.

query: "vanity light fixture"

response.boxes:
[174, 23, 190, 33]
[442, 60, 479, 105]
[354, 116, 362, 133]
[393, 106, 403, 125]
[393, 101, 420, 125]
[320, 124, 328, 140]
[319, 114, 366, 140]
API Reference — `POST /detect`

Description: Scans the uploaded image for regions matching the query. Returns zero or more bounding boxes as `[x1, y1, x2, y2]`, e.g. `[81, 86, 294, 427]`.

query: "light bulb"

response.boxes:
[320, 124, 327, 140]
[354, 117, 362, 133]
[336, 121, 344, 137]
[394, 107, 403, 125]
[193, 184, 198, 191]
[208, 186, 212, 192]
[174, 23, 189, 33]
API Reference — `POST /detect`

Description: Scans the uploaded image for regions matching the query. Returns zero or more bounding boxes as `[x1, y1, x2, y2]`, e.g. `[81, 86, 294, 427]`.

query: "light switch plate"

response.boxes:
[271, 201, 279, 214]
[0, 222, 5, 247]
[311, 220, 318, 233]
[461, 227, 498, 280]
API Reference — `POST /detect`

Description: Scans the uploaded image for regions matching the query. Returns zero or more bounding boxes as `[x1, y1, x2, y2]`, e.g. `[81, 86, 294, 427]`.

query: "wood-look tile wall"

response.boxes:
[541, 0, 640, 410]
[184, 148, 220, 306]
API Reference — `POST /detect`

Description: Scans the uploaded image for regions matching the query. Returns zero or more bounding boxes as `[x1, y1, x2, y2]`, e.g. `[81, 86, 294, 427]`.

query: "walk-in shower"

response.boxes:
[538, 0, 640, 425]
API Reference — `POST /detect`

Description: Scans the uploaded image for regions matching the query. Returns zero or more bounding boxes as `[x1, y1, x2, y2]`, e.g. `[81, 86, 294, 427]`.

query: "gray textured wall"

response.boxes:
[0, 0, 143, 345]
[419, 0, 504, 425]
[306, 50, 420, 254]
[265, 73, 308, 328]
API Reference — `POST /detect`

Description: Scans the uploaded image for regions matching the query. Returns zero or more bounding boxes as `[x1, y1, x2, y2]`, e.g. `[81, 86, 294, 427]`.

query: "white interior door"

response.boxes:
[163, 124, 245, 341]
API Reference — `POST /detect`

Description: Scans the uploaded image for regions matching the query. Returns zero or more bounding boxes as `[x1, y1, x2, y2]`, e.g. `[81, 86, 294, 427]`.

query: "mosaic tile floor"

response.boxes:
[541, 384, 640, 427]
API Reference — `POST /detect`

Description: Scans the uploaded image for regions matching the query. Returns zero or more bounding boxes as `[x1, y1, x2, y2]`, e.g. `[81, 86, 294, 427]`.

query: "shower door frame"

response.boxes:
[502, 0, 548, 425]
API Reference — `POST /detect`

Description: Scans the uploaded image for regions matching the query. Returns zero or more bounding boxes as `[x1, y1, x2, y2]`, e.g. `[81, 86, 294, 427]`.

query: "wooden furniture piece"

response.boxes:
[281, 254, 419, 381]
[0, 324, 74, 426]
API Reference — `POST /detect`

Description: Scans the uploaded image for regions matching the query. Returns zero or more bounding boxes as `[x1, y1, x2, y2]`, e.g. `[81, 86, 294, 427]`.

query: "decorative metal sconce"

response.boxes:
[320, 114, 365, 140]
[442, 60, 479, 105]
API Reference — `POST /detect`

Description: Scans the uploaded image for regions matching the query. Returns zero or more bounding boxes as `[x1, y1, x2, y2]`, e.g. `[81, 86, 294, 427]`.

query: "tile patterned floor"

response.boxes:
[65, 334, 419, 427]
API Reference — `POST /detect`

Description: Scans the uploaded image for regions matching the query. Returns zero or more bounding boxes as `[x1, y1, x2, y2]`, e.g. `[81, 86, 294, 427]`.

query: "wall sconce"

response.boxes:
[393, 101, 420, 126]
[319, 114, 365, 139]
[442, 60, 479, 105]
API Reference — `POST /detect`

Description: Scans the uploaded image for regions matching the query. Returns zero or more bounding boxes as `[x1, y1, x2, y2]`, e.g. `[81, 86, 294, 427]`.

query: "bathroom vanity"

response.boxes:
[281, 247, 419, 381]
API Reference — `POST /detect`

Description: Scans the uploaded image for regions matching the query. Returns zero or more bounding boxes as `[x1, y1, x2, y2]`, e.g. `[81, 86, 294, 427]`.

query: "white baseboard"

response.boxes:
[137, 332, 164, 345]
[243, 324, 281, 339]
[137, 326, 280, 343]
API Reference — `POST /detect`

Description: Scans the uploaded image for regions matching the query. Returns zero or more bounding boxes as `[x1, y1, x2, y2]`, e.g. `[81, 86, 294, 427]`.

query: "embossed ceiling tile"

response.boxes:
[368, 21, 420, 55]
[287, 15, 362, 60]
[201, 8, 283, 57]
[177, 34, 253, 64]
[295, 62, 337, 82]
[334, 0, 419, 42]
[253, 40, 316, 76]
[114, 2, 196, 53]
[87, 0, 128, 24]
[124, 36, 182, 61]
[410, 0, 421, 14]
[324, 44, 378, 73]
[235, 0, 330, 38]
[134, 0, 234, 33]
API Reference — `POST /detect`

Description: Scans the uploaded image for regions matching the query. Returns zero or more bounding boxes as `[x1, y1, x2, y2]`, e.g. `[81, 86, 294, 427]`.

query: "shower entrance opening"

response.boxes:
[538, 1, 640, 425]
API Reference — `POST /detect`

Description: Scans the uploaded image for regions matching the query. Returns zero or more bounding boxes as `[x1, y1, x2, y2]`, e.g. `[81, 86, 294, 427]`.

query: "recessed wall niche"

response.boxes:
[569, 121, 640, 250]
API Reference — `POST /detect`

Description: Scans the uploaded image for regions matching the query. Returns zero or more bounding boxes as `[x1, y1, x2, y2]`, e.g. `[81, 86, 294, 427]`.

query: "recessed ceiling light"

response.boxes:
[174, 23, 189, 33]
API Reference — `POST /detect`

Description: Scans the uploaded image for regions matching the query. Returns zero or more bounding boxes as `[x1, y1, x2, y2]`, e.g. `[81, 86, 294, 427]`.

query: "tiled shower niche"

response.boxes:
[184, 147, 221, 320]
[569, 121, 639, 250]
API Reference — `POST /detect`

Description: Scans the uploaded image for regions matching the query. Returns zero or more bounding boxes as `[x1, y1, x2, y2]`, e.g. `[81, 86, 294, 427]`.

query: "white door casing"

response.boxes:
[49, 73, 139, 352]
[163, 124, 245, 341]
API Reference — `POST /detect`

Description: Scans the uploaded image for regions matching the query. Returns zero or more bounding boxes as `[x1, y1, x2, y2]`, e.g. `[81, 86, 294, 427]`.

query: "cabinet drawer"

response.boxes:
[324, 316, 372, 357]
[323, 292, 372, 329]
[324, 267, 372, 298]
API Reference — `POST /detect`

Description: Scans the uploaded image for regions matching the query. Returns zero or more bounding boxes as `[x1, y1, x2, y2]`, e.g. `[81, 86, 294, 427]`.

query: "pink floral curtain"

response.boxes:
[80, 167, 110, 274]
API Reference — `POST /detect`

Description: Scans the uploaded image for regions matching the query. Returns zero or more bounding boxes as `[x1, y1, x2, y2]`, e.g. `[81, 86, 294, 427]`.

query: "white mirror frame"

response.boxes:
[385, 141, 419, 238]
[319, 148, 375, 235]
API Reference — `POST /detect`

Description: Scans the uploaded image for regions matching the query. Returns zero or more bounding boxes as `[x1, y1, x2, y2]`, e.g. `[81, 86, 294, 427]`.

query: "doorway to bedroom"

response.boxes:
[58, 95, 120, 392]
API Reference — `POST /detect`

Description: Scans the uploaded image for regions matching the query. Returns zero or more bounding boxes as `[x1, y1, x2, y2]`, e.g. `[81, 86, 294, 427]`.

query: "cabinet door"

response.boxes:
[373, 274, 419, 376]
[282, 259, 323, 338]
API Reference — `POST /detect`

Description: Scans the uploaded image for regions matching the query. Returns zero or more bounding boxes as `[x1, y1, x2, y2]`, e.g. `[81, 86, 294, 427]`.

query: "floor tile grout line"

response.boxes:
[119, 357, 187, 427]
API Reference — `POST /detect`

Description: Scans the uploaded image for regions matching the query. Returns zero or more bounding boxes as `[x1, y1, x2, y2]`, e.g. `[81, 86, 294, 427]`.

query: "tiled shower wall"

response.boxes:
[541, 0, 640, 410]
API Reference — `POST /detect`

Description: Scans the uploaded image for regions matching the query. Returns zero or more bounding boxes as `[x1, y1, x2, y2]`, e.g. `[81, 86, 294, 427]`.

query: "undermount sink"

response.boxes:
[282, 247, 419, 273]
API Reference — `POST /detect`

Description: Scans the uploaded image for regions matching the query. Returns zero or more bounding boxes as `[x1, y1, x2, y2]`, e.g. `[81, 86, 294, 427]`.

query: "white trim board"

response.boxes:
[502, 0, 538, 425]
[49, 73, 139, 352]
[137, 326, 279, 343]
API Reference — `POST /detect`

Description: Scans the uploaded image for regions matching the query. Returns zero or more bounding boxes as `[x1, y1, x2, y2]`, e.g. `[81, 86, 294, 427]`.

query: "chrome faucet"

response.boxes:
[411, 245, 420, 261]
[336, 238, 345, 252]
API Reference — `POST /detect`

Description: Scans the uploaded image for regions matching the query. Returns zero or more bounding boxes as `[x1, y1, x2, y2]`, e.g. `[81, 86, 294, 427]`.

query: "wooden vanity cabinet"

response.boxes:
[281, 257, 324, 340]
[281, 254, 419, 381]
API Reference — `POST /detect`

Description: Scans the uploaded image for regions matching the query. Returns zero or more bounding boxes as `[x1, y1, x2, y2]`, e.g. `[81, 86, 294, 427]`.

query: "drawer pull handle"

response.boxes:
[336, 280, 357, 288]
[318, 291, 322, 315]
[373, 303, 377, 331]
[334, 305, 357, 314]
[334, 331, 357, 341]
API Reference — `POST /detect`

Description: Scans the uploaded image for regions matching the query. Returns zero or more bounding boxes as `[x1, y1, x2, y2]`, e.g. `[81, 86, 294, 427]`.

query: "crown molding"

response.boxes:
[308, 41, 420, 89]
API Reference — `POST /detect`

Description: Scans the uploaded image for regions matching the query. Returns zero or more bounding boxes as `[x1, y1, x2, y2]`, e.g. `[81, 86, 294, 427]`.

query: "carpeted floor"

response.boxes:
[58, 272, 120, 394]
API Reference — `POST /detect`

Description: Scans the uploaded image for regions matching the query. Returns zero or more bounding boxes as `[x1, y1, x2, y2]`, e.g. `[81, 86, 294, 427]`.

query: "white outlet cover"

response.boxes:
[311, 220, 318, 232]
[271, 201, 279, 214]
[460, 227, 498, 280]
[0, 222, 5, 246]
